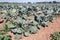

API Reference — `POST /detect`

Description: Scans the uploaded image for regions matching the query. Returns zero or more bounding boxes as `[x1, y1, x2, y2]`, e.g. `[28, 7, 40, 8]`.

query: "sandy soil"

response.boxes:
[1, 16, 60, 40]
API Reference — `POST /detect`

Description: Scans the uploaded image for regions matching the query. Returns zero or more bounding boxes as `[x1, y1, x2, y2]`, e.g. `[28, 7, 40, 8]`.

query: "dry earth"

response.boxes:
[0, 16, 60, 40]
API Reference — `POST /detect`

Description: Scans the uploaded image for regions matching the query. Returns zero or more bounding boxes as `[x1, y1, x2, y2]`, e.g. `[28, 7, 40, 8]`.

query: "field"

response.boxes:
[7, 16, 60, 40]
[0, 3, 60, 40]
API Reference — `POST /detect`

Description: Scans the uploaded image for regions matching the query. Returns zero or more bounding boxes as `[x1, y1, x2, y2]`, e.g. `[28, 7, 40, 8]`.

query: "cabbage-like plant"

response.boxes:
[0, 35, 11, 40]
[51, 32, 60, 40]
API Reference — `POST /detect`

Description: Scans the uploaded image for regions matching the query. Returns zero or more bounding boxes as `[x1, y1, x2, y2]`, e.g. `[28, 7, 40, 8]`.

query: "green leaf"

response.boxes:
[15, 34, 22, 40]
[29, 26, 38, 34]
[0, 35, 11, 40]
[24, 31, 30, 37]
[6, 23, 15, 29]
[37, 25, 42, 29]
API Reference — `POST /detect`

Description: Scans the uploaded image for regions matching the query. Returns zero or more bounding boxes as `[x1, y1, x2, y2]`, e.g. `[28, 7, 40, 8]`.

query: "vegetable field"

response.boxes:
[0, 3, 60, 40]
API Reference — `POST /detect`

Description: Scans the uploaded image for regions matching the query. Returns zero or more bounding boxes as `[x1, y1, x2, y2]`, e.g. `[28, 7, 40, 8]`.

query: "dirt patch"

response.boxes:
[0, 23, 3, 28]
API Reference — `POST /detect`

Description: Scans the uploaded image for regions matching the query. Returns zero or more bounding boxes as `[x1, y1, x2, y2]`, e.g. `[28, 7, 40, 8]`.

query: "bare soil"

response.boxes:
[1, 16, 60, 40]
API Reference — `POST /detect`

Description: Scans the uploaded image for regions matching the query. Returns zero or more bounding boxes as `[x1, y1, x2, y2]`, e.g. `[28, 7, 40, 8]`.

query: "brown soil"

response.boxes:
[0, 18, 4, 22]
[0, 23, 3, 28]
[0, 18, 4, 28]
[0, 16, 60, 40]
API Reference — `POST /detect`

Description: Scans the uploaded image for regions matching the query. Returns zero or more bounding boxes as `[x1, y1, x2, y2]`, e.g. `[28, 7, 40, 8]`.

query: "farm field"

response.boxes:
[0, 3, 60, 40]
[8, 16, 60, 40]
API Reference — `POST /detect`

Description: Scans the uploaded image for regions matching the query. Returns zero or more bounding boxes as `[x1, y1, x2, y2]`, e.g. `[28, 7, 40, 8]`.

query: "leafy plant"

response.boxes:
[51, 32, 60, 40]
[0, 35, 11, 40]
